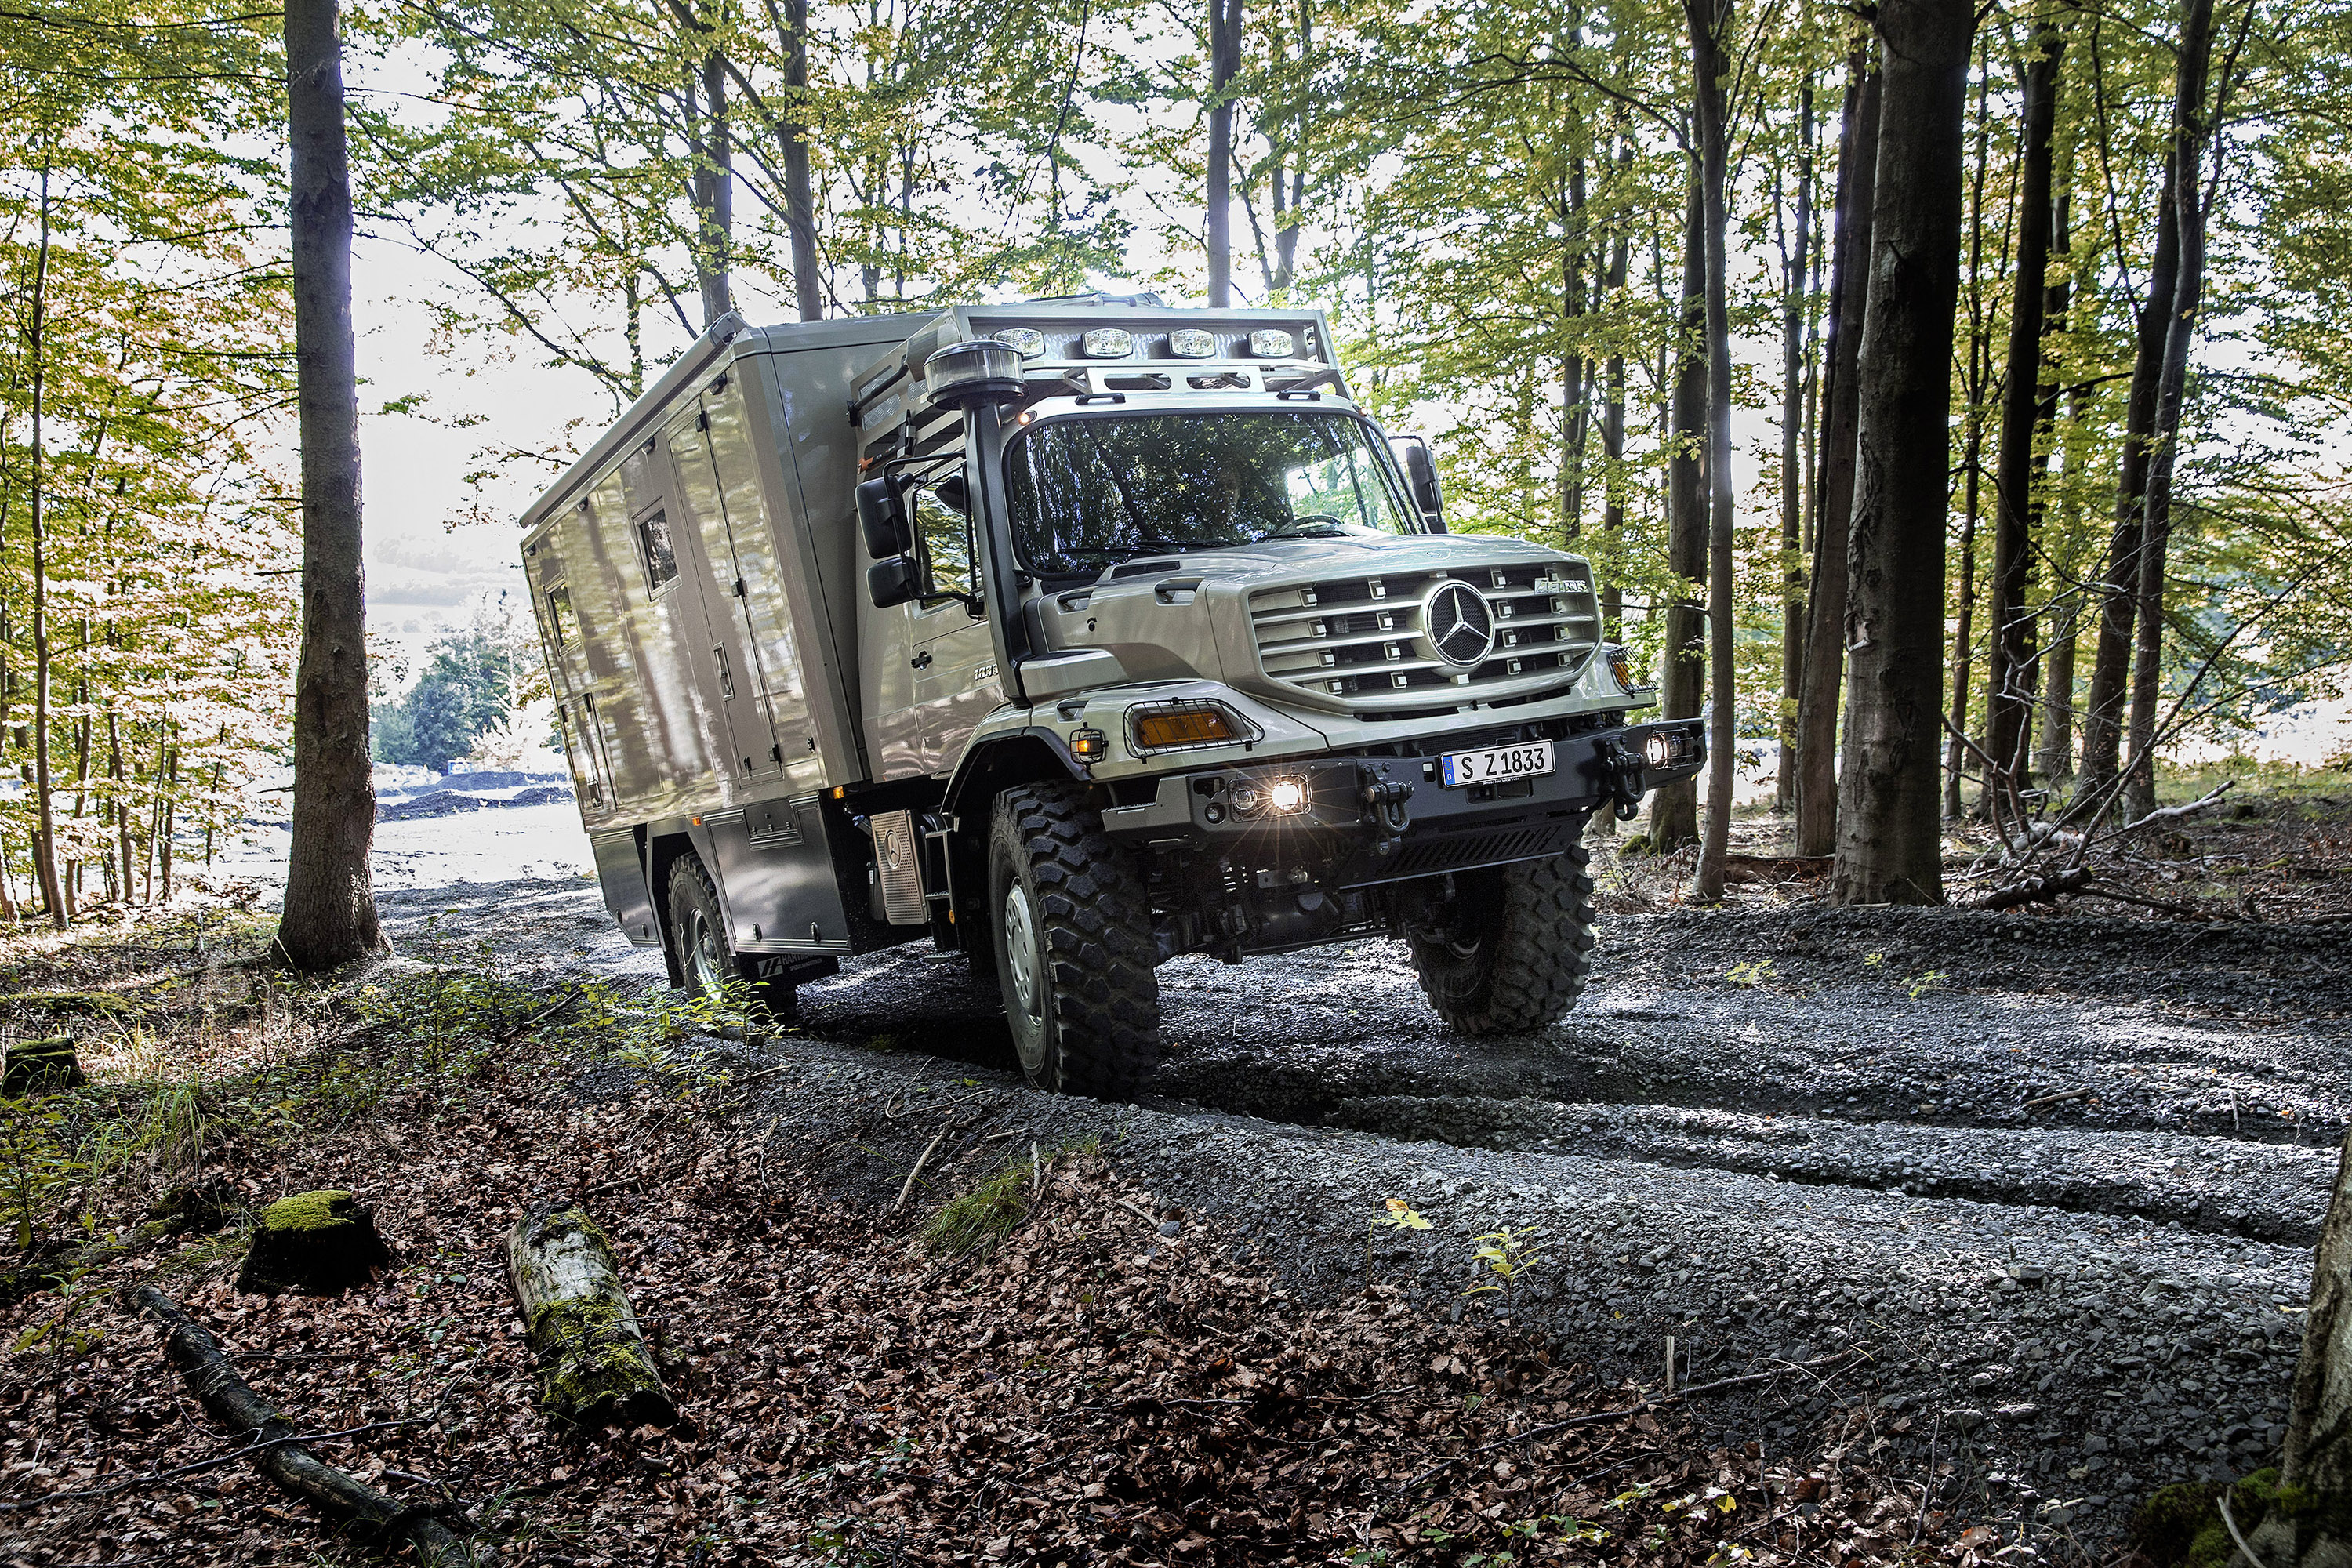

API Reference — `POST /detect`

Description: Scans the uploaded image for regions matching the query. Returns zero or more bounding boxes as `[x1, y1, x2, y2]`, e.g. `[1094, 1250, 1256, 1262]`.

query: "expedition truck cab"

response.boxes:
[519, 296, 1703, 1099]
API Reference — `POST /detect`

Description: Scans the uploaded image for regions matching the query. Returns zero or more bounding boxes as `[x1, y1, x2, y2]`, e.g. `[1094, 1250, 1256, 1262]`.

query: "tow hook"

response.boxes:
[1598, 739, 1646, 822]
[1359, 774, 1414, 855]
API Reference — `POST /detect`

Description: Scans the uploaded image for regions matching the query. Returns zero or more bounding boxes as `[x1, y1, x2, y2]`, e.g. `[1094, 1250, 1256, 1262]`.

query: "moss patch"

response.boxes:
[2132, 1470, 2293, 1568]
[258, 1190, 357, 1232]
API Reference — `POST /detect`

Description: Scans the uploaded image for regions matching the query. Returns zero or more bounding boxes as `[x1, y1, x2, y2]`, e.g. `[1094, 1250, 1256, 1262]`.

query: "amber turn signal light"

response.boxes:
[1132, 708, 1237, 750]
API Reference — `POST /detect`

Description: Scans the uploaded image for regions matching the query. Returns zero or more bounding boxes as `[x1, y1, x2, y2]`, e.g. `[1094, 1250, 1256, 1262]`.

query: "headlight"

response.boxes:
[1247, 328, 1297, 358]
[1643, 733, 1676, 771]
[1167, 328, 1215, 358]
[1081, 328, 1134, 358]
[1266, 776, 1309, 814]
[1128, 699, 1258, 753]
[1229, 782, 1265, 815]
[993, 328, 1046, 359]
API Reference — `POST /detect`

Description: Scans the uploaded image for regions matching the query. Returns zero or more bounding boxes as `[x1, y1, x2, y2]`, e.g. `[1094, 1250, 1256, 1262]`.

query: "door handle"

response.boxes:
[910, 650, 933, 670]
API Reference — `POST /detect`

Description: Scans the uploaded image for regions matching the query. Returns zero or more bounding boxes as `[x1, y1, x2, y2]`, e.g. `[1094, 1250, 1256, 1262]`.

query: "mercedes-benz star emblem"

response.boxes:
[1425, 581, 1496, 668]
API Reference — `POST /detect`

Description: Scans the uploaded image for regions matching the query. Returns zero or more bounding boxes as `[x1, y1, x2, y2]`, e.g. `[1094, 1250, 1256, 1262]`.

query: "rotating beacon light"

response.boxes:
[923, 339, 1026, 410]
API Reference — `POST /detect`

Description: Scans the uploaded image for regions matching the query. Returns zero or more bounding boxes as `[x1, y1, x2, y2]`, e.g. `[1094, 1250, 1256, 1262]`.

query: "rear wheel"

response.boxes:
[986, 782, 1159, 1098]
[667, 855, 797, 1019]
[1407, 837, 1597, 1035]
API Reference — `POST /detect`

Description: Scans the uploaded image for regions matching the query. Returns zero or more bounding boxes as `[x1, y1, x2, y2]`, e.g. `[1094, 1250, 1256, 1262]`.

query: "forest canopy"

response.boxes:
[5, 0, 2351, 912]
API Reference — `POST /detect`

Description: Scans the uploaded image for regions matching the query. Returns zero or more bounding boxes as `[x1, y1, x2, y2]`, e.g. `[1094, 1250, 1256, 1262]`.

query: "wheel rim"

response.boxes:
[688, 909, 726, 995]
[1002, 880, 1044, 1022]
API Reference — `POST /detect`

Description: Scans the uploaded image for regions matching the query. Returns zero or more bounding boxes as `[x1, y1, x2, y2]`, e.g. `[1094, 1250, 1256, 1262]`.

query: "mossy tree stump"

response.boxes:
[506, 1203, 676, 1430]
[234, 1191, 391, 1295]
[2, 1036, 85, 1095]
[2249, 1131, 2352, 1568]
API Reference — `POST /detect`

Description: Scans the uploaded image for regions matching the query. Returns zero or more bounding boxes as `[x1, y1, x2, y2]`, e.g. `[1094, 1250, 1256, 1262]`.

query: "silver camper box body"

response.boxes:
[518, 309, 919, 984]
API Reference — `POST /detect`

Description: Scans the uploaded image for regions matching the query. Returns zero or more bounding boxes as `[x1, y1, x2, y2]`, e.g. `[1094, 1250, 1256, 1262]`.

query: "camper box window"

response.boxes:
[546, 583, 581, 647]
[637, 508, 679, 592]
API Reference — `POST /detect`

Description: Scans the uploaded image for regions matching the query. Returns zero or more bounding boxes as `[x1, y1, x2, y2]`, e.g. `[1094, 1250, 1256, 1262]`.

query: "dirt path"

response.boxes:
[379, 870, 2349, 1548]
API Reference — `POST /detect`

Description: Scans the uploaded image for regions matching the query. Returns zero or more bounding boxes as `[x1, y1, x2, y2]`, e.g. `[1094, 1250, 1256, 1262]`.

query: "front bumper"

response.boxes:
[1099, 717, 1704, 887]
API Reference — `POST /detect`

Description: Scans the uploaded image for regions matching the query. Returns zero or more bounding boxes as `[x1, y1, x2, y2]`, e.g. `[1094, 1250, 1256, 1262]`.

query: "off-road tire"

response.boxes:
[1407, 841, 1597, 1035]
[667, 855, 796, 1018]
[986, 782, 1160, 1098]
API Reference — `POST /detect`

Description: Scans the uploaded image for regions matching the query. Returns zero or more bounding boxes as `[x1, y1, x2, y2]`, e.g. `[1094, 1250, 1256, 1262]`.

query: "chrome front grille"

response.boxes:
[1249, 561, 1603, 711]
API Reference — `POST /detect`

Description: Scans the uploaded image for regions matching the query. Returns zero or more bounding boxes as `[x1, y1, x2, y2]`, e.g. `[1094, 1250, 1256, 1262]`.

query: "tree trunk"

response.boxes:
[1831, 0, 1973, 907]
[507, 1203, 677, 1429]
[1794, 52, 1878, 858]
[697, 49, 733, 325]
[1601, 141, 1631, 644]
[276, 0, 383, 973]
[782, 0, 820, 321]
[2078, 157, 2180, 801]
[1650, 173, 1710, 855]
[1206, 0, 1243, 308]
[2250, 1132, 2352, 1568]
[135, 1287, 474, 1566]
[2123, 0, 2217, 819]
[1984, 17, 2066, 792]
[27, 164, 64, 927]
[1776, 83, 1814, 815]
[1687, 0, 1738, 902]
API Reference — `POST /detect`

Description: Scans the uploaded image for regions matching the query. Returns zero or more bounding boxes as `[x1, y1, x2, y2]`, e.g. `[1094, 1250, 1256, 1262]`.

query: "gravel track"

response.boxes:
[379, 874, 2352, 1548]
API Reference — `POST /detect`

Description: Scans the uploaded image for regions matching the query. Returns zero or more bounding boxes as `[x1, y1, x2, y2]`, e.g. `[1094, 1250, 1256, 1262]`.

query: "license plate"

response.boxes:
[1440, 740, 1555, 788]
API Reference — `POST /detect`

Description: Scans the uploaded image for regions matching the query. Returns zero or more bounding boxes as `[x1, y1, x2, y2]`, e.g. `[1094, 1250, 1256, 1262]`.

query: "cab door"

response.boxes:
[906, 485, 1002, 774]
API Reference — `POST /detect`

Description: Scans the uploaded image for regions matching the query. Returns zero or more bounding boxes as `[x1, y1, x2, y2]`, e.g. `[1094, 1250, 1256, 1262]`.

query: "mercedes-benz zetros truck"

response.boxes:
[519, 296, 1703, 1099]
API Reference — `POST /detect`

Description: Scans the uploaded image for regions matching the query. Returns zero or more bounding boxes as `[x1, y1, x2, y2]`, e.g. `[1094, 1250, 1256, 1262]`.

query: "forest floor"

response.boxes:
[2, 779, 2347, 1566]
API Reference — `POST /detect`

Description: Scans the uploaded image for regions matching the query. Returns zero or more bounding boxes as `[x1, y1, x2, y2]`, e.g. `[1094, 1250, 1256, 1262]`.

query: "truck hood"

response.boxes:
[1030, 532, 1602, 718]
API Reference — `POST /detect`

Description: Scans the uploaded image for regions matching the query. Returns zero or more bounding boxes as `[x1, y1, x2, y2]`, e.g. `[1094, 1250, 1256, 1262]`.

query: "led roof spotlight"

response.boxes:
[1167, 328, 1216, 358]
[993, 328, 1047, 359]
[1080, 328, 1134, 358]
[1247, 328, 1298, 358]
[923, 339, 1025, 410]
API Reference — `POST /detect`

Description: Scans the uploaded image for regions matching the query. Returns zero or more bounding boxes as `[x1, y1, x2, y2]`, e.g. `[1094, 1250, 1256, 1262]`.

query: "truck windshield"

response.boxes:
[1004, 411, 1420, 574]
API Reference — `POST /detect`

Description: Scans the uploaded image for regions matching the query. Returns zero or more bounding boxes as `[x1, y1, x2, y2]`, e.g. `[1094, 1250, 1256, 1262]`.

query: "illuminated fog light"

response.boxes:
[1167, 328, 1215, 358]
[1247, 328, 1297, 358]
[993, 328, 1047, 358]
[1266, 777, 1309, 815]
[1081, 328, 1134, 358]
[1644, 733, 1676, 771]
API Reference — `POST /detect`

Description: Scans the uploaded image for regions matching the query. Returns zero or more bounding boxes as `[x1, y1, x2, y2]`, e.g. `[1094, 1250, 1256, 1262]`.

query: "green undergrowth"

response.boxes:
[0, 907, 778, 1258]
[2126, 1469, 2352, 1568]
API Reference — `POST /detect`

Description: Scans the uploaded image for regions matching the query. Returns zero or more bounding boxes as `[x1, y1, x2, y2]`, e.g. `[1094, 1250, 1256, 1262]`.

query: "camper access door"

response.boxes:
[664, 378, 821, 792]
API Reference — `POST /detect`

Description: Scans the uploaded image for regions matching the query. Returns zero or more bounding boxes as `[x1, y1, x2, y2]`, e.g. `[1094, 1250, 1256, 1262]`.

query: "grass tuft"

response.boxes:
[921, 1163, 1033, 1259]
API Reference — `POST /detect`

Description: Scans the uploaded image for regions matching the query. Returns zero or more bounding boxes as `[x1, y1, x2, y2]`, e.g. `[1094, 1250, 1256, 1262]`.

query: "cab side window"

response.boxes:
[913, 487, 977, 604]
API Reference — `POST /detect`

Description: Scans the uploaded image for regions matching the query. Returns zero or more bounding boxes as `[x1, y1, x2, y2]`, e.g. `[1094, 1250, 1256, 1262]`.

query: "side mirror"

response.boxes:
[1400, 439, 1445, 532]
[867, 554, 921, 608]
[857, 476, 912, 558]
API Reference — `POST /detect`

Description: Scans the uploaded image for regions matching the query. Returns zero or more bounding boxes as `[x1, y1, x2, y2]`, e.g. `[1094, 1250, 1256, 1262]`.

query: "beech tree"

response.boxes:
[274, 0, 383, 971]
[1831, 0, 1972, 906]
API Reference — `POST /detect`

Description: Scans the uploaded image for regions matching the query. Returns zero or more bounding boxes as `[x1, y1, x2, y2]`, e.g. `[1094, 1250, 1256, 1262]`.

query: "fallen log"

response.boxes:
[1956, 865, 2092, 913]
[132, 1286, 472, 1566]
[506, 1202, 676, 1429]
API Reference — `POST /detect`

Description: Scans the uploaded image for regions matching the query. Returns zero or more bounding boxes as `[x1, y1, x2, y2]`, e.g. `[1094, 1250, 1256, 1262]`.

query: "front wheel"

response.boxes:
[1407, 840, 1597, 1035]
[986, 782, 1160, 1098]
